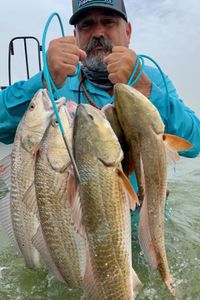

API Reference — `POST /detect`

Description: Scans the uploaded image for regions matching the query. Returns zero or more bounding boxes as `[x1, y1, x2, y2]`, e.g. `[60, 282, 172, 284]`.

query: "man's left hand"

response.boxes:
[104, 46, 152, 98]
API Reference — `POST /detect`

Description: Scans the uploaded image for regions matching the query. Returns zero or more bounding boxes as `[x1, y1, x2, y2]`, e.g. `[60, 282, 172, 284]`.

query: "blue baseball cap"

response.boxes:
[70, 0, 128, 25]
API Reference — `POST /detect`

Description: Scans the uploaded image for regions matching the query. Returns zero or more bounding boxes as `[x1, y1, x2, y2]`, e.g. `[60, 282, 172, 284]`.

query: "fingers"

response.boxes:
[104, 47, 136, 84]
[107, 63, 130, 84]
[47, 36, 86, 88]
[104, 46, 152, 97]
[104, 46, 129, 63]
[79, 49, 87, 61]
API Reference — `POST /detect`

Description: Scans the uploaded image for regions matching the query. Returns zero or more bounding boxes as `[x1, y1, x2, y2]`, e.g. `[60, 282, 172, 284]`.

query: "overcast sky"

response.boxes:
[0, 0, 200, 117]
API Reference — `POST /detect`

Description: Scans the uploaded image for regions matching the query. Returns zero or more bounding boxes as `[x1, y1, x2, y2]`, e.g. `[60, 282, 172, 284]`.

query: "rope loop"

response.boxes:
[127, 54, 170, 115]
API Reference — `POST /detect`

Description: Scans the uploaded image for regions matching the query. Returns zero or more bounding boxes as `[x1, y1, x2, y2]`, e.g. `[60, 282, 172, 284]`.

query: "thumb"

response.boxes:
[78, 49, 87, 61]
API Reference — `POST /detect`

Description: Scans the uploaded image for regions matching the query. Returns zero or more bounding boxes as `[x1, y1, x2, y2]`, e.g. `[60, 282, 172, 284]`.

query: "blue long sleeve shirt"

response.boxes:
[0, 66, 200, 159]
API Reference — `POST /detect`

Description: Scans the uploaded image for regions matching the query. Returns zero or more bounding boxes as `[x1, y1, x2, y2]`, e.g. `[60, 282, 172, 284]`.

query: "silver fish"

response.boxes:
[34, 104, 86, 287]
[0, 89, 65, 269]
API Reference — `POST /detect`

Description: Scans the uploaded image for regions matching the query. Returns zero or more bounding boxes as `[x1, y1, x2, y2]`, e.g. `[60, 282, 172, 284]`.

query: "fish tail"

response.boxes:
[165, 277, 179, 300]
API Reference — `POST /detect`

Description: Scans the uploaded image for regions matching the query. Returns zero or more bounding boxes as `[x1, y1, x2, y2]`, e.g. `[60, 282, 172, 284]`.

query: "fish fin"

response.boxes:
[22, 183, 39, 215]
[162, 134, 193, 151]
[0, 192, 19, 250]
[132, 268, 142, 297]
[159, 133, 193, 164]
[32, 225, 65, 283]
[33, 143, 41, 157]
[83, 244, 98, 300]
[0, 154, 11, 191]
[0, 155, 21, 252]
[165, 147, 180, 164]
[127, 150, 135, 174]
[122, 149, 135, 176]
[66, 166, 86, 238]
[117, 168, 139, 209]
[164, 277, 179, 300]
[138, 198, 158, 270]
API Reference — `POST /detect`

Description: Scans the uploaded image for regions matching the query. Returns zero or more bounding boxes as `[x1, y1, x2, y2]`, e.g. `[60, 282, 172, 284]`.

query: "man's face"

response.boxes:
[74, 8, 131, 71]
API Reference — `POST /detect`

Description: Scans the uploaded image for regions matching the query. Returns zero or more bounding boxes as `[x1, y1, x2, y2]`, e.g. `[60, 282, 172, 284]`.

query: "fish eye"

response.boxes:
[29, 103, 36, 111]
[88, 114, 94, 120]
[52, 119, 59, 127]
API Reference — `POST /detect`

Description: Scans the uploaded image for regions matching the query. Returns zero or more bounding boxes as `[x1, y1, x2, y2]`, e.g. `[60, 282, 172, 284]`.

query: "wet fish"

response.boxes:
[114, 84, 192, 299]
[0, 89, 65, 269]
[34, 104, 86, 287]
[102, 104, 132, 176]
[72, 104, 141, 300]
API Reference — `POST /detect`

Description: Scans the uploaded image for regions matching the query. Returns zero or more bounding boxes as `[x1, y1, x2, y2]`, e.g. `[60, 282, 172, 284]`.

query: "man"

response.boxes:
[0, 1, 200, 156]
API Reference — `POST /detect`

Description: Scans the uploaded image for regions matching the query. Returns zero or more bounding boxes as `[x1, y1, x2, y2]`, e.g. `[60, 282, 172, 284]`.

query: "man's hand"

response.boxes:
[44, 36, 86, 88]
[104, 46, 152, 98]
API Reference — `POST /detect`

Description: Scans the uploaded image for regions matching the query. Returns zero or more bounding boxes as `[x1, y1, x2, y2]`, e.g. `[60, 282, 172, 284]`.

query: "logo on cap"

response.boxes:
[78, 0, 114, 9]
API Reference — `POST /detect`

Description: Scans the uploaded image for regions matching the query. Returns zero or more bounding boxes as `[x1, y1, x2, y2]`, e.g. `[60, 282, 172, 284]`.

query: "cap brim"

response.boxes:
[69, 4, 127, 25]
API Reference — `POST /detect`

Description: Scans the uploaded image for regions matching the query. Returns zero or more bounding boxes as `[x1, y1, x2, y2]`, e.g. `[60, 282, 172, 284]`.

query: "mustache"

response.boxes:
[84, 37, 113, 54]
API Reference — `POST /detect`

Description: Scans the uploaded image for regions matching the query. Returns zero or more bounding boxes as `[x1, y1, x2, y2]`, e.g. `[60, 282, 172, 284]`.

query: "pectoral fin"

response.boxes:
[117, 168, 139, 209]
[159, 133, 193, 164]
[138, 198, 158, 270]
[0, 154, 11, 192]
[162, 134, 193, 151]
[32, 225, 65, 283]
[66, 165, 86, 238]
[22, 183, 39, 216]
[132, 268, 142, 298]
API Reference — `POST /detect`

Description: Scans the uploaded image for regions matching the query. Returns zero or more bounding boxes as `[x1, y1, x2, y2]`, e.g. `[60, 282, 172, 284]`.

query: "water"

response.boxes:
[0, 143, 199, 299]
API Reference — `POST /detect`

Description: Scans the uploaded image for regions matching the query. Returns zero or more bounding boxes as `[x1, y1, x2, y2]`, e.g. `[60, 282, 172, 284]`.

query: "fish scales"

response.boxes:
[11, 143, 39, 267]
[114, 83, 190, 299]
[73, 104, 141, 300]
[35, 105, 86, 288]
[140, 132, 169, 273]
[9, 89, 61, 269]
[81, 167, 132, 299]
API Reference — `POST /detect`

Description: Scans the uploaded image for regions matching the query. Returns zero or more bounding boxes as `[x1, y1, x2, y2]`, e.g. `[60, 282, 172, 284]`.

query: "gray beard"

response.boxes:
[82, 50, 108, 72]
[81, 50, 113, 90]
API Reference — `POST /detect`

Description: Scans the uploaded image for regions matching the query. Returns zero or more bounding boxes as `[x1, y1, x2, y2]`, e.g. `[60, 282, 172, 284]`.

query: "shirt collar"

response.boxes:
[67, 70, 111, 97]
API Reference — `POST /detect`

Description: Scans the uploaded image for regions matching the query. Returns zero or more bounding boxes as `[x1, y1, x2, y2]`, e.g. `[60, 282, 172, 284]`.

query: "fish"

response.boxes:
[102, 104, 133, 177]
[72, 104, 142, 300]
[114, 83, 192, 299]
[0, 89, 65, 269]
[34, 104, 86, 287]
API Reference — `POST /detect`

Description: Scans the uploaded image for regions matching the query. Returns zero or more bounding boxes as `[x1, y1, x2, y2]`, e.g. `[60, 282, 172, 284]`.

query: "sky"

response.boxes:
[0, 0, 200, 117]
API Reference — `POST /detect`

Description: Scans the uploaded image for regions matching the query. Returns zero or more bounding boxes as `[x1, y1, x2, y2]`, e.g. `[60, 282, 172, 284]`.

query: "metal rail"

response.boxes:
[6, 36, 42, 86]
[0, 36, 42, 90]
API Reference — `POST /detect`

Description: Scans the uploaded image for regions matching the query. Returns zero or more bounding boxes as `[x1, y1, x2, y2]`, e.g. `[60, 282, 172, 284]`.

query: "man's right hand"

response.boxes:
[44, 36, 86, 88]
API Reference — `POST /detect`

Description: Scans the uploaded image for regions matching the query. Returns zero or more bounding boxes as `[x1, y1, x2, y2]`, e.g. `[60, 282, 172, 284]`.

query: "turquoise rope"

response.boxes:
[128, 54, 169, 109]
[128, 56, 144, 87]
[42, 12, 65, 133]
[127, 56, 140, 86]
[42, 13, 170, 120]
[139, 54, 169, 102]
[42, 12, 81, 182]
[42, 12, 80, 133]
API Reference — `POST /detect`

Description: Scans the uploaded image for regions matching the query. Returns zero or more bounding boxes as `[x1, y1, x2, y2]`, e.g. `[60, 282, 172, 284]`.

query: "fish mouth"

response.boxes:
[76, 104, 105, 121]
[75, 104, 89, 120]
[114, 83, 126, 94]
[42, 89, 66, 111]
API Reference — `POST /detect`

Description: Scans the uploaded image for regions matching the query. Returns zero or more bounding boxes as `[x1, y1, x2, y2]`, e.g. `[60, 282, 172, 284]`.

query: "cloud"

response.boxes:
[126, 0, 200, 115]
